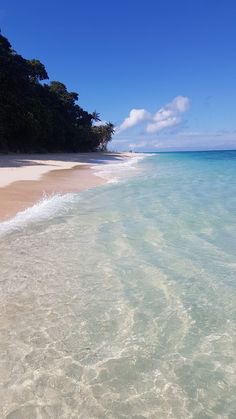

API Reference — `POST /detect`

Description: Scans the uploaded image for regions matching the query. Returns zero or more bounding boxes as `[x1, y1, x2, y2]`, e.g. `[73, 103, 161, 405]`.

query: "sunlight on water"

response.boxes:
[0, 151, 236, 418]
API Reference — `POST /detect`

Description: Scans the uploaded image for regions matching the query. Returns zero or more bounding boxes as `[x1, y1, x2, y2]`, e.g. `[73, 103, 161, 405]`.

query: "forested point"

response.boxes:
[0, 32, 114, 153]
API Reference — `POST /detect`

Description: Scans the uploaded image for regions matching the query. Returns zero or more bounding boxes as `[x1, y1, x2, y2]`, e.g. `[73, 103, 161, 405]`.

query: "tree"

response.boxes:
[0, 32, 114, 153]
[91, 111, 101, 122]
[92, 122, 115, 151]
[27, 59, 48, 82]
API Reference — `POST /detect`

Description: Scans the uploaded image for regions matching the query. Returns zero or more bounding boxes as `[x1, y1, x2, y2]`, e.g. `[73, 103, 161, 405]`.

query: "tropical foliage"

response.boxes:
[0, 33, 114, 153]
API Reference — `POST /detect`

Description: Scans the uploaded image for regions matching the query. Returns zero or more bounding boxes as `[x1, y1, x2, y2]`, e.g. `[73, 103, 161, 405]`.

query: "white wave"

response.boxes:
[0, 193, 77, 237]
[0, 154, 151, 236]
[92, 154, 149, 182]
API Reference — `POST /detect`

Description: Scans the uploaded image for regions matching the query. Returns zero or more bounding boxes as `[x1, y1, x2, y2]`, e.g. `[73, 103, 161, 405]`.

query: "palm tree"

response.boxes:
[91, 110, 101, 122]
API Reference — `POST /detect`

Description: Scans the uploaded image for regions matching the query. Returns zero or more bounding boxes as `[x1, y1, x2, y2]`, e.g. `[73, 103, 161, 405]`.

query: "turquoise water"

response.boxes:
[1, 151, 236, 418]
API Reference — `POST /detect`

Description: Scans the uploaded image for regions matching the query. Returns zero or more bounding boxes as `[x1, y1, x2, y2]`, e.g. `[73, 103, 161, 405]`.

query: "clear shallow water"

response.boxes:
[0, 151, 236, 418]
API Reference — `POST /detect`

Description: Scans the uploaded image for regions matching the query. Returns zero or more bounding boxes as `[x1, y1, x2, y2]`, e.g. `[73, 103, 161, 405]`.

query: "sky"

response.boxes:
[1, 0, 236, 151]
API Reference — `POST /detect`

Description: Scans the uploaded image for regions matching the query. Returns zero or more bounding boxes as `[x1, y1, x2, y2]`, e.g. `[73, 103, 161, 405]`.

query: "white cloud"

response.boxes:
[117, 96, 190, 135]
[129, 141, 148, 149]
[111, 129, 236, 152]
[171, 95, 190, 112]
[146, 96, 190, 133]
[118, 109, 150, 132]
[147, 115, 181, 133]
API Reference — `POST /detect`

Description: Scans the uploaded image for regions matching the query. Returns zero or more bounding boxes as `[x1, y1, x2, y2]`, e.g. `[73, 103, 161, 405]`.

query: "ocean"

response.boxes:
[1, 150, 236, 418]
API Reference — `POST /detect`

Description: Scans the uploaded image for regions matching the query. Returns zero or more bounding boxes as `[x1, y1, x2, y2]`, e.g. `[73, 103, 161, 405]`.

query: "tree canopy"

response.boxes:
[0, 32, 114, 153]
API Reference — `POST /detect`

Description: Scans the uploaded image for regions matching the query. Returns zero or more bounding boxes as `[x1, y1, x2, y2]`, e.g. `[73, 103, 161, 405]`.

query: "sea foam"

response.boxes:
[0, 154, 148, 236]
[1, 150, 236, 418]
[0, 193, 77, 237]
[92, 154, 148, 182]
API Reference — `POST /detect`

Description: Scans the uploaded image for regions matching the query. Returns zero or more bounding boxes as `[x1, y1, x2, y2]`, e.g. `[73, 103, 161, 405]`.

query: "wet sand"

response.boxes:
[0, 153, 131, 221]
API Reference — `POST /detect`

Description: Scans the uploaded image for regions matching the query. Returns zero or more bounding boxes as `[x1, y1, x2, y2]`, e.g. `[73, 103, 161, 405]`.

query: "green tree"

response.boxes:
[0, 32, 114, 153]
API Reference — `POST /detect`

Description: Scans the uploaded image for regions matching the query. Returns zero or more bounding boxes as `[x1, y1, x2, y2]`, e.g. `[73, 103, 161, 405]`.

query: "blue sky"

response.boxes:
[1, 0, 236, 151]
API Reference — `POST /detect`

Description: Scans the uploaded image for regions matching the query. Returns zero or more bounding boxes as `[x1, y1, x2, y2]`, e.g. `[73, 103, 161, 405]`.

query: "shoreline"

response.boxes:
[0, 152, 134, 222]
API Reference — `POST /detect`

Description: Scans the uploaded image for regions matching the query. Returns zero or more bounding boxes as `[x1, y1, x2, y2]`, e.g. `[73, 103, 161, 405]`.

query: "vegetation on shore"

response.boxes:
[0, 32, 114, 153]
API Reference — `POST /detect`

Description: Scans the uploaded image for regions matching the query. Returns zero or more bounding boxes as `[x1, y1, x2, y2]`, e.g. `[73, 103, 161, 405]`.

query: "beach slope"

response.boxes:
[0, 152, 132, 221]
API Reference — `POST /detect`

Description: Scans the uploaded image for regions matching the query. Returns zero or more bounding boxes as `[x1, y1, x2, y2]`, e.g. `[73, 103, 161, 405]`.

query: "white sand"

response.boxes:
[0, 152, 136, 221]
[0, 152, 132, 188]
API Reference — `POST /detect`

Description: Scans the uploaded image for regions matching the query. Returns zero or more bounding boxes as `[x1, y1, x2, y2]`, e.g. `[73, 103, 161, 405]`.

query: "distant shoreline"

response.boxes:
[0, 152, 134, 222]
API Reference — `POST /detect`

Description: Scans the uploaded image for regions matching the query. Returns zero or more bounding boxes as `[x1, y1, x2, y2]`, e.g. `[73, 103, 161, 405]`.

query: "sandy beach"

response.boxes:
[0, 152, 132, 221]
